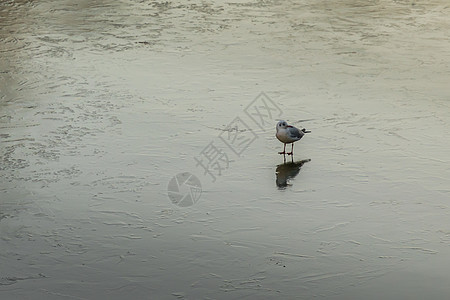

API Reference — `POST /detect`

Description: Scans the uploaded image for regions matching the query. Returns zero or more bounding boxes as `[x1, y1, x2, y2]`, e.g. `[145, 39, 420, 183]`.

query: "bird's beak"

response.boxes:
[302, 129, 311, 133]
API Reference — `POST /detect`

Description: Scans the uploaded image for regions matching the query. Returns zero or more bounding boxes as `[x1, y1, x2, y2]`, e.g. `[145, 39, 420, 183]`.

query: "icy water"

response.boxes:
[1, 0, 450, 299]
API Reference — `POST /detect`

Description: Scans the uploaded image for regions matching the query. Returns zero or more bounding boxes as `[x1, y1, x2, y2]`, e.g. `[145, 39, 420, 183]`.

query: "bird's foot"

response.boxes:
[278, 151, 286, 155]
[286, 152, 293, 156]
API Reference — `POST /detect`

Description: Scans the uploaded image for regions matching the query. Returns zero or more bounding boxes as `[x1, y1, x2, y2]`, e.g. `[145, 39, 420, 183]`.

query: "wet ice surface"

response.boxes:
[1, 0, 450, 298]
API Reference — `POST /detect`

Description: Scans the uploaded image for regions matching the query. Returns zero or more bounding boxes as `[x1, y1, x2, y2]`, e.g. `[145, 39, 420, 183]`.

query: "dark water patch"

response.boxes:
[0, 273, 46, 286]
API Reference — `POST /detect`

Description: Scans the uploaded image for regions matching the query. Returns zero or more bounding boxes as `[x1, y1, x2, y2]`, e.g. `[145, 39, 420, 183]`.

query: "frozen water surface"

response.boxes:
[1, 0, 450, 299]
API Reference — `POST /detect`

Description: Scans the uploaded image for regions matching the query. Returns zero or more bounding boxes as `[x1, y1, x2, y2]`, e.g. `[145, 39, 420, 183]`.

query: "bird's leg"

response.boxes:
[278, 143, 286, 155]
[287, 143, 294, 156]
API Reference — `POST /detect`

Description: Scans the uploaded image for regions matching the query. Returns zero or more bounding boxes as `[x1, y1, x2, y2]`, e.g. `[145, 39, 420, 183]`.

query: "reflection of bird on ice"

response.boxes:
[276, 159, 311, 188]
[275, 120, 310, 156]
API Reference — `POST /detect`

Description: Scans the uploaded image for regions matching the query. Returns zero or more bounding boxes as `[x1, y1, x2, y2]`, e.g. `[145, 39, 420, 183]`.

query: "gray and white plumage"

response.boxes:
[276, 120, 310, 155]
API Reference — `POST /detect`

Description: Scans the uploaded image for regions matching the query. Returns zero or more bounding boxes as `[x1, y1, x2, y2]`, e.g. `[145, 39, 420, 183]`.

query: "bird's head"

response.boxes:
[276, 120, 288, 130]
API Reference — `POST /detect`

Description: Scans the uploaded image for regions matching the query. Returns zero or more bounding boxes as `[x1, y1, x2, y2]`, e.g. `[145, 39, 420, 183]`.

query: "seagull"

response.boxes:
[276, 120, 310, 156]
